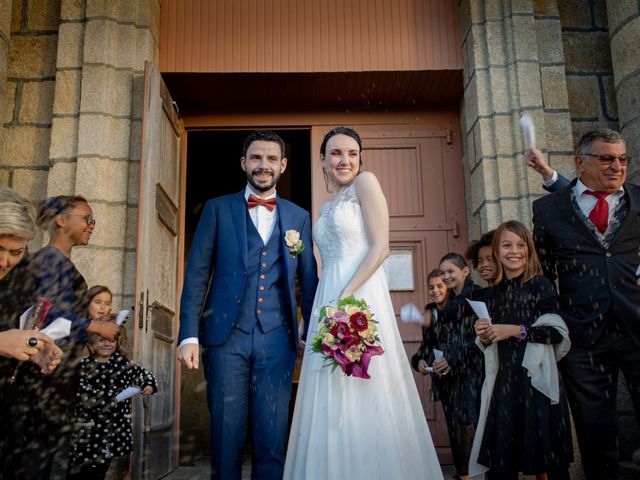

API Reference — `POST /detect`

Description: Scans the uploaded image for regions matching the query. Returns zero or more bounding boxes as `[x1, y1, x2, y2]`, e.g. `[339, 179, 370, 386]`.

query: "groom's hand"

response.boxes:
[177, 344, 199, 369]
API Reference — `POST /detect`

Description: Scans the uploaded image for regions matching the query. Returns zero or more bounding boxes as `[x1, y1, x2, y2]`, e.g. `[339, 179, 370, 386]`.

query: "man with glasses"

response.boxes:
[532, 129, 640, 480]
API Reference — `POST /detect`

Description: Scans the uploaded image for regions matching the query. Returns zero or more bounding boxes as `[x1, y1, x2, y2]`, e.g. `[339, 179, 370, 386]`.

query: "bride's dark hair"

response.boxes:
[319, 127, 363, 164]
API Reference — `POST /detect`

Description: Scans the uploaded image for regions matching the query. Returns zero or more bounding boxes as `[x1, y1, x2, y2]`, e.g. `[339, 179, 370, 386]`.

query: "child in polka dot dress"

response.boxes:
[67, 289, 157, 479]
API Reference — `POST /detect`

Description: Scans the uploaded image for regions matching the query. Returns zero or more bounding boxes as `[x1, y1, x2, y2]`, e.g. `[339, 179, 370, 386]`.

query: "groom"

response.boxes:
[177, 131, 318, 480]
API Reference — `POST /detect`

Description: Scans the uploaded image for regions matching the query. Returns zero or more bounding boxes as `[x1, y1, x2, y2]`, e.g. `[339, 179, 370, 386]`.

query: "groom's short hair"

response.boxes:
[242, 131, 285, 158]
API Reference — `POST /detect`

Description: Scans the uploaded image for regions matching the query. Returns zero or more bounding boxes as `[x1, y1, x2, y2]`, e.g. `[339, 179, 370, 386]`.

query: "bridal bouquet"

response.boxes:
[310, 296, 384, 379]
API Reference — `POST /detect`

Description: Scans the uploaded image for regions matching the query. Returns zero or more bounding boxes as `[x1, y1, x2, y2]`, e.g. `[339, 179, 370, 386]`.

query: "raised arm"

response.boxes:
[339, 172, 390, 299]
[526, 148, 571, 192]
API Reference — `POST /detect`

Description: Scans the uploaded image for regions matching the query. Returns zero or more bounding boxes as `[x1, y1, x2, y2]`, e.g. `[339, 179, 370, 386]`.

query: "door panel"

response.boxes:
[133, 61, 185, 479]
[311, 122, 466, 462]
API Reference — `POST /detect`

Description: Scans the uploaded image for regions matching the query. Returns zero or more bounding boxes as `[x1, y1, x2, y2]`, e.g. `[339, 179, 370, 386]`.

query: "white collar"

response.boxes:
[244, 185, 277, 201]
[575, 178, 625, 197]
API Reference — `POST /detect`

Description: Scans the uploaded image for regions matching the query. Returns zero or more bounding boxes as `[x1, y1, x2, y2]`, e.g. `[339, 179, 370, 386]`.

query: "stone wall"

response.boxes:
[459, 0, 574, 237]
[605, 0, 640, 466]
[606, 0, 640, 182]
[0, 0, 59, 206]
[48, 0, 161, 315]
[559, 0, 618, 145]
[0, 0, 160, 311]
[459, 0, 639, 239]
[0, 0, 12, 171]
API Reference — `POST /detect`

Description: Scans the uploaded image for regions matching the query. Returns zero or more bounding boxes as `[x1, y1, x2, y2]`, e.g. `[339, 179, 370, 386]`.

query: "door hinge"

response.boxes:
[138, 291, 144, 329]
[451, 219, 459, 238]
[138, 290, 149, 330]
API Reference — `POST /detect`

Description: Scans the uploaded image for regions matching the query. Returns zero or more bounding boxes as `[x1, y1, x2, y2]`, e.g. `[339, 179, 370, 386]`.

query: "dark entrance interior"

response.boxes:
[179, 128, 311, 462]
[185, 129, 312, 251]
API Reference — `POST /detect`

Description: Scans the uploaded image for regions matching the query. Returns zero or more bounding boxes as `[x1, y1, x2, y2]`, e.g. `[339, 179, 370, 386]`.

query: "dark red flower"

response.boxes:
[330, 322, 351, 339]
[349, 312, 368, 332]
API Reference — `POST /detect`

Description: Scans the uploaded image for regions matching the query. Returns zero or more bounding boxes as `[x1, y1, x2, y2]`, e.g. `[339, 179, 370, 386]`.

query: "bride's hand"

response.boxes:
[338, 289, 353, 300]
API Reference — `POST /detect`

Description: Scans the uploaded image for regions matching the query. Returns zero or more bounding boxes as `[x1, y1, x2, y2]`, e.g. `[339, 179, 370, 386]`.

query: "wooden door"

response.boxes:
[311, 122, 467, 462]
[132, 61, 186, 479]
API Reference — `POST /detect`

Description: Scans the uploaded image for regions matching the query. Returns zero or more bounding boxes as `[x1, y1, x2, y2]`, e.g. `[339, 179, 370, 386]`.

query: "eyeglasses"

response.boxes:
[66, 213, 96, 226]
[582, 153, 630, 166]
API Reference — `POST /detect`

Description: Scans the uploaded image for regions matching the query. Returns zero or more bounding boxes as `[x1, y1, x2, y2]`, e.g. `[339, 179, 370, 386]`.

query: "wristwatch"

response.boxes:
[517, 324, 527, 342]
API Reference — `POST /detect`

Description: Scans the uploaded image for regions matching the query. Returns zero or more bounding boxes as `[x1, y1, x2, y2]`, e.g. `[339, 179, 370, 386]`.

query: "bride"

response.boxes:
[284, 127, 444, 479]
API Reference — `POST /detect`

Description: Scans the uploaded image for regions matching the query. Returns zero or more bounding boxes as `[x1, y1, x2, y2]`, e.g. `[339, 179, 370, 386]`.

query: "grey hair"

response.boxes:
[575, 128, 624, 156]
[0, 187, 37, 240]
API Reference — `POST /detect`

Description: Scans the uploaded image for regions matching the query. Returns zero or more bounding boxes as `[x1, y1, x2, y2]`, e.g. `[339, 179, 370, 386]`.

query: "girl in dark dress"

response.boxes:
[411, 268, 448, 375]
[68, 294, 157, 479]
[434, 253, 484, 480]
[473, 221, 572, 480]
[465, 230, 497, 286]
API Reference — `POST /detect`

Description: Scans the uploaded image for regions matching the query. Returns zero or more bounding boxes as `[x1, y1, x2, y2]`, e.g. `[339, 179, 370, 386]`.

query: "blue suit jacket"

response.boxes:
[178, 191, 318, 347]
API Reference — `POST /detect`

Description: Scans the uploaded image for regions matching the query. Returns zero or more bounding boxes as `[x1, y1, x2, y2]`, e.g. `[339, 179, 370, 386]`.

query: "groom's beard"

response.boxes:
[246, 168, 281, 192]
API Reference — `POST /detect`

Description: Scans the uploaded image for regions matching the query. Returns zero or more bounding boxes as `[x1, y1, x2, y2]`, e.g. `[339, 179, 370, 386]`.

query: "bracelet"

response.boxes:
[517, 324, 527, 342]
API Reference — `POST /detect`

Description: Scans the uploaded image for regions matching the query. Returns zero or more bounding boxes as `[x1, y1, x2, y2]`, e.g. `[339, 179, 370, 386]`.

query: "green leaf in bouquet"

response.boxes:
[318, 306, 328, 320]
[337, 295, 357, 309]
[310, 334, 323, 353]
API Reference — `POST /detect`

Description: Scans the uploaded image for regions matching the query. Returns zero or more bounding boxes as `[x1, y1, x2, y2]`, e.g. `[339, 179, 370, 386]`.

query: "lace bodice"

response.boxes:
[313, 183, 369, 264]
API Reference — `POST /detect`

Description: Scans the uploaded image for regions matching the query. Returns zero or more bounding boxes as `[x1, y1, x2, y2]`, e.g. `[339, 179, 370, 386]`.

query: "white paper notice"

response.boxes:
[116, 309, 130, 326]
[400, 303, 424, 324]
[40, 317, 72, 341]
[519, 113, 536, 149]
[116, 386, 141, 402]
[466, 299, 491, 321]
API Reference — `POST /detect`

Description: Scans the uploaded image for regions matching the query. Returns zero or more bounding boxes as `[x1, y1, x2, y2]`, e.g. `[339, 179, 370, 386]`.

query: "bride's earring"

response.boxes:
[322, 168, 332, 193]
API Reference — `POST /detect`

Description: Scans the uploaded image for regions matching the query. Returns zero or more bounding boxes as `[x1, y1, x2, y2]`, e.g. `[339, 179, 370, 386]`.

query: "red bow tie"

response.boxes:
[247, 194, 277, 212]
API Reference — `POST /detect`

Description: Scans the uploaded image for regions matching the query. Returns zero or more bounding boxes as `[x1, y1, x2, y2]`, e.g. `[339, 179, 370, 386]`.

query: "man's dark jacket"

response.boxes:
[532, 178, 640, 347]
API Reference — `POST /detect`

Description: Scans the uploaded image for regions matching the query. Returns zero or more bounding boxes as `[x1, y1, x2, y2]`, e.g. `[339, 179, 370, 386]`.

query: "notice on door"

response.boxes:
[383, 249, 414, 291]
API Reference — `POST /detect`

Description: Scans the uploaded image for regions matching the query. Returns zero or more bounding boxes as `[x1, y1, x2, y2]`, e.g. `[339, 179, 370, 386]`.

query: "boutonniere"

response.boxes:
[284, 230, 304, 257]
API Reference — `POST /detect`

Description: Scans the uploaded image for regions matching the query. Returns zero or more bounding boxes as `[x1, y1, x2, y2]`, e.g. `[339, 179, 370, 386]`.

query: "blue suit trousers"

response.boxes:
[203, 324, 296, 480]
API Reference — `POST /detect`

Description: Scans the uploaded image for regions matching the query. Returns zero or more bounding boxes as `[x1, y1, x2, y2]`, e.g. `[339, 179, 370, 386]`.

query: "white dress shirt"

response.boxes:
[179, 186, 278, 348]
[245, 186, 278, 244]
[542, 170, 558, 188]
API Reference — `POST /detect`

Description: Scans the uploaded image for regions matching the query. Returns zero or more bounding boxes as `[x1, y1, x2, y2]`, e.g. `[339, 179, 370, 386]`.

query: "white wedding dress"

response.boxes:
[284, 183, 444, 480]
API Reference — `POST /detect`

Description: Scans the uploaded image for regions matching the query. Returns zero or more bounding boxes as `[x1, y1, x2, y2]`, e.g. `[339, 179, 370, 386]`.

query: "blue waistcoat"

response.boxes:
[235, 210, 291, 333]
